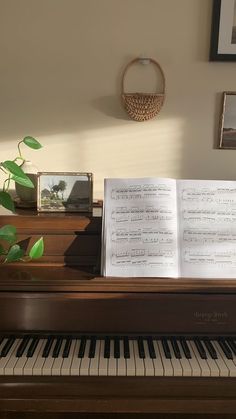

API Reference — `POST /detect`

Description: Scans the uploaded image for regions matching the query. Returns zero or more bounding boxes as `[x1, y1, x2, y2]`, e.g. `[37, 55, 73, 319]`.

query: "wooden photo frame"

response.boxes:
[37, 172, 93, 212]
[210, 0, 236, 61]
[219, 92, 236, 149]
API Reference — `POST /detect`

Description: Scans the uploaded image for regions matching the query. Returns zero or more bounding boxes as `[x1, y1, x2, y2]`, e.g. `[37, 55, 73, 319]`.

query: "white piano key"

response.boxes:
[61, 339, 77, 376]
[126, 339, 135, 377]
[0, 339, 20, 375]
[108, 340, 117, 376]
[42, 339, 57, 376]
[152, 340, 164, 376]
[117, 339, 126, 376]
[70, 340, 82, 376]
[189, 341, 210, 377]
[80, 340, 91, 376]
[4, 339, 23, 375]
[184, 341, 201, 377]
[133, 340, 145, 376]
[32, 339, 47, 375]
[89, 340, 101, 376]
[14, 339, 34, 376]
[157, 340, 173, 376]
[24, 339, 44, 375]
[212, 341, 233, 377]
[143, 340, 154, 376]
[201, 342, 220, 377]
[177, 341, 192, 377]
[167, 340, 183, 377]
[98, 340, 108, 376]
[51, 340, 67, 376]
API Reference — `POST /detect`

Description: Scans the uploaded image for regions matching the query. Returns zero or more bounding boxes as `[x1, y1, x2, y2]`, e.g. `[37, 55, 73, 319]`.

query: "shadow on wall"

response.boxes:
[92, 96, 129, 121]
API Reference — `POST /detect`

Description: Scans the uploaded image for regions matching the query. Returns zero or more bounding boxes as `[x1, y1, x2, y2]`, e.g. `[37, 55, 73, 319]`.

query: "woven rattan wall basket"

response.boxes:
[121, 57, 166, 122]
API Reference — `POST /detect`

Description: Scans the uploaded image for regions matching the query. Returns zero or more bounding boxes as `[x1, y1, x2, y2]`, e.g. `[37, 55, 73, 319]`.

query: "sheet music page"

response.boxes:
[177, 179, 236, 278]
[102, 178, 179, 277]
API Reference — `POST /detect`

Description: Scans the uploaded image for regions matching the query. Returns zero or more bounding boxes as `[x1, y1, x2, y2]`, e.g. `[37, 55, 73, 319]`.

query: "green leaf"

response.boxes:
[4, 244, 24, 263]
[2, 160, 28, 179]
[12, 174, 34, 188]
[23, 136, 42, 150]
[0, 225, 17, 244]
[29, 237, 44, 259]
[0, 191, 15, 212]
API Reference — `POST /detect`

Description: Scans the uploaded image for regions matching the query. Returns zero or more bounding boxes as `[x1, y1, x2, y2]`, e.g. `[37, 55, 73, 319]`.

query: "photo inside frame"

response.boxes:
[220, 93, 236, 149]
[37, 172, 93, 212]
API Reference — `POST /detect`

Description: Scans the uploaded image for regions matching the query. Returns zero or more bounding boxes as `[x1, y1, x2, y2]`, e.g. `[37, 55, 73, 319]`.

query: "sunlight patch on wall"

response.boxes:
[0, 118, 185, 199]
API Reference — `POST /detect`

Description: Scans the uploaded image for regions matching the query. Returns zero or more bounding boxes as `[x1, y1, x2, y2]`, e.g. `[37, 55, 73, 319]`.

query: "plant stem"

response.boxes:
[17, 140, 24, 159]
[14, 156, 25, 165]
[2, 177, 11, 192]
[0, 166, 8, 175]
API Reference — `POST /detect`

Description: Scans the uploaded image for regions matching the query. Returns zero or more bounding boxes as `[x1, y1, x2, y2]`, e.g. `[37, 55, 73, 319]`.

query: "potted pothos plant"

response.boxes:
[0, 136, 44, 263]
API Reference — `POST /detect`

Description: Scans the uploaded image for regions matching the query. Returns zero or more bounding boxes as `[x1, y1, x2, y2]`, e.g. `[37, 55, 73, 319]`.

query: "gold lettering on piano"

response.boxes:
[194, 311, 228, 324]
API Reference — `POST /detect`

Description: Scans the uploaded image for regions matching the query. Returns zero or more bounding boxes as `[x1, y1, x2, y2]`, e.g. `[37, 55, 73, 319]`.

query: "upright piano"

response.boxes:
[1, 207, 236, 418]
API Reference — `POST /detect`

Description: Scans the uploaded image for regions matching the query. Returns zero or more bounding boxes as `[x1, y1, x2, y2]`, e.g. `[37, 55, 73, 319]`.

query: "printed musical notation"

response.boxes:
[112, 228, 174, 244]
[112, 248, 174, 267]
[184, 249, 236, 267]
[111, 206, 174, 223]
[183, 229, 236, 243]
[178, 179, 236, 277]
[103, 177, 178, 277]
[111, 183, 172, 200]
[103, 177, 236, 278]
[182, 186, 236, 204]
[183, 209, 236, 224]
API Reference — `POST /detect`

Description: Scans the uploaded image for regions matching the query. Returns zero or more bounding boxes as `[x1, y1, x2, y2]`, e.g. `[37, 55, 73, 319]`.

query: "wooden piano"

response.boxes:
[1, 207, 236, 418]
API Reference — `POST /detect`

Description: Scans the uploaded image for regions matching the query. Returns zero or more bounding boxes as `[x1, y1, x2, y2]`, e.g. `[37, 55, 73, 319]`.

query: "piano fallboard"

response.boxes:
[0, 266, 236, 334]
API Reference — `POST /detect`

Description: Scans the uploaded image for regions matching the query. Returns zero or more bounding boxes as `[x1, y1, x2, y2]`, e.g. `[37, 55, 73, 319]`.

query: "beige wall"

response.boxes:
[0, 0, 236, 199]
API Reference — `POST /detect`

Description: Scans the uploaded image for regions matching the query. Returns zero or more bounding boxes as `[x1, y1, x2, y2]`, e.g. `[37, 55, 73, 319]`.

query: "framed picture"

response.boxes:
[219, 92, 236, 149]
[37, 172, 93, 212]
[210, 0, 236, 61]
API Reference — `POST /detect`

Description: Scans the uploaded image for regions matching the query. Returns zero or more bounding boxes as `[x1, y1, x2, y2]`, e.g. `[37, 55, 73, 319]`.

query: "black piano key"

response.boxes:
[16, 335, 30, 357]
[123, 337, 130, 359]
[52, 337, 63, 358]
[179, 338, 191, 359]
[226, 338, 236, 356]
[78, 337, 86, 358]
[63, 338, 72, 358]
[194, 338, 207, 359]
[114, 337, 120, 359]
[88, 337, 97, 358]
[42, 337, 54, 358]
[161, 338, 172, 359]
[203, 338, 218, 359]
[0, 337, 15, 357]
[218, 338, 233, 360]
[137, 337, 145, 358]
[26, 337, 39, 358]
[104, 337, 110, 358]
[170, 338, 181, 359]
[147, 337, 156, 359]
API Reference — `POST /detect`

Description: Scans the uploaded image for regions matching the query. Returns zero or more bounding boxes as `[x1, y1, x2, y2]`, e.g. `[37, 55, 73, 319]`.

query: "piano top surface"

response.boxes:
[1, 265, 236, 294]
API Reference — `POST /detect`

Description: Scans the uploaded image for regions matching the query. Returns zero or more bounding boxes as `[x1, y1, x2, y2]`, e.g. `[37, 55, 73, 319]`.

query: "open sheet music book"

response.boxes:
[102, 177, 236, 278]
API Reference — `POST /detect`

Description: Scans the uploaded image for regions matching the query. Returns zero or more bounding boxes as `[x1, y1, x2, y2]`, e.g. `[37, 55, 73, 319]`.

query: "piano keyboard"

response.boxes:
[1, 335, 236, 377]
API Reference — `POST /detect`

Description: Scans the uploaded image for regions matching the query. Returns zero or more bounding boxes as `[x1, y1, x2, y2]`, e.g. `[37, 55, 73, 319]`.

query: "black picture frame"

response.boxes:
[210, 0, 236, 61]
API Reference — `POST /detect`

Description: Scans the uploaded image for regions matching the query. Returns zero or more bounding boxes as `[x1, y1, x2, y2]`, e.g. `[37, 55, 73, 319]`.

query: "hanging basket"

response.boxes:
[121, 57, 166, 122]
